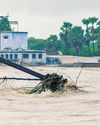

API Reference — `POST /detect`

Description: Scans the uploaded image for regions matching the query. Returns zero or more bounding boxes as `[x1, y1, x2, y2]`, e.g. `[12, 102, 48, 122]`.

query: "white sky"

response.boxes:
[0, 0, 100, 38]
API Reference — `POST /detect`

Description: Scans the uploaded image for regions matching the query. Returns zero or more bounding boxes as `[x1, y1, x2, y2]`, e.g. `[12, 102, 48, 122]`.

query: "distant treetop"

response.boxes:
[0, 16, 12, 32]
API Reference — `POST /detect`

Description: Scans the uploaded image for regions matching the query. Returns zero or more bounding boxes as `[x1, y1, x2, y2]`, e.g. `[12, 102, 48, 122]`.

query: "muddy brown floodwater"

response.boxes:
[0, 66, 100, 125]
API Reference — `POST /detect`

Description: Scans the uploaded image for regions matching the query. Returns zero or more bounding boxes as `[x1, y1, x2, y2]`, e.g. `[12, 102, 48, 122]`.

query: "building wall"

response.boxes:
[21, 52, 46, 64]
[0, 32, 28, 50]
[0, 51, 46, 65]
[28, 53, 46, 64]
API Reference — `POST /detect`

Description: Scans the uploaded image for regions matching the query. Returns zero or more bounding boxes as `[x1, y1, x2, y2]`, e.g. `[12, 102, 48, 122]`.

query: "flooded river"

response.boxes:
[0, 66, 100, 125]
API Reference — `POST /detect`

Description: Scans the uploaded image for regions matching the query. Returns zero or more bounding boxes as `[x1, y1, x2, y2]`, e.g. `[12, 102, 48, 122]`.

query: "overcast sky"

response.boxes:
[0, 0, 100, 38]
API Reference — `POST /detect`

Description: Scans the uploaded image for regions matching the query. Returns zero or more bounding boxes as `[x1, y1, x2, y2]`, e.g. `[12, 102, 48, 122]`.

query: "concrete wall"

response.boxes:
[0, 32, 28, 50]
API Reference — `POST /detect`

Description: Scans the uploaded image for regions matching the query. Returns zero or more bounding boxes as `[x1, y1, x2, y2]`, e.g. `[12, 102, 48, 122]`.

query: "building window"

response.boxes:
[32, 54, 36, 59]
[23, 54, 29, 59]
[1, 54, 4, 58]
[14, 54, 18, 59]
[10, 54, 13, 59]
[38, 54, 42, 59]
[5, 54, 8, 59]
[3, 35, 9, 39]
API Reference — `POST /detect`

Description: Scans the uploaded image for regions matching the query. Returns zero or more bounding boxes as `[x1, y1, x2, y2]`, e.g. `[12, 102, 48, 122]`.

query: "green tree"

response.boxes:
[28, 37, 45, 50]
[46, 35, 62, 54]
[89, 17, 98, 29]
[82, 18, 90, 32]
[97, 38, 100, 53]
[0, 16, 12, 31]
[97, 21, 100, 26]
[94, 21, 100, 54]
[84, 35, 92, 56]
[88, 17, 98, 55]
[59, 22, 72, 54]
[69, 26, 84, 55]
[82, 18, 91, 56]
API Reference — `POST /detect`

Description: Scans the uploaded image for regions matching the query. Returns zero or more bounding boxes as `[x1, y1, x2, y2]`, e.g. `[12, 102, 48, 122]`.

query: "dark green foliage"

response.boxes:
[0, 16, 12, 31]
[96, 37, 100, 54]
[28, 37, 45, 50]
[45, 35, 62, 54]
[28, 17, 100, 56]
[82, 17, 98, 56]
[59, 22, 72, 54]
[69, 26, 84, 55]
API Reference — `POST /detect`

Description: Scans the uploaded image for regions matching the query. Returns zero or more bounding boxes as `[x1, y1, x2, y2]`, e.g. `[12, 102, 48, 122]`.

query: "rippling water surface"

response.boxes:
[0, 66, 100, 125]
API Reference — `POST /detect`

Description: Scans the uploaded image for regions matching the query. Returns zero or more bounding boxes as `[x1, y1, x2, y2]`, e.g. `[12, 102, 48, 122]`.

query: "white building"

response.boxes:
[0, 32, 28, 50]
[0, 50, 46, 65]
[0, 31, 47, 65]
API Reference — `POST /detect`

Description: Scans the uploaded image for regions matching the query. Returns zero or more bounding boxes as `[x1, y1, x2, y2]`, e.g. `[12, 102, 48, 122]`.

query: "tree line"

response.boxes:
[0, 16, 100, 56]
[28, 17, 100, 56]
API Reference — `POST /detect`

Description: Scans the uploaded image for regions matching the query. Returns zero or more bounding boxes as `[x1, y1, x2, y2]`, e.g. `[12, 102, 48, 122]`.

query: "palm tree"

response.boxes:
[82, 18, 91, 56]
[89, 17, 98, 29]
[82, 18, 90, 33]
[84, 35, 91, 56]
[59, 22, 72, 54]
[88, 17, 98, 56]
[61, 22, 72, 32]
[46, 35, 61, 54]
[69, 26, 84, 56]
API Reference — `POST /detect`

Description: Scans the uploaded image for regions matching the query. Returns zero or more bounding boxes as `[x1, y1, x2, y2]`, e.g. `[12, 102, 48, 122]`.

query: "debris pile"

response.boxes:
[0, 73, 80, 95]
[27, 73, 78, 94]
